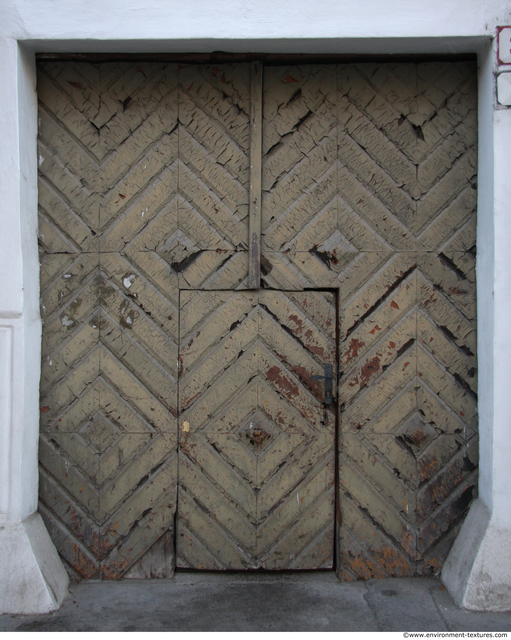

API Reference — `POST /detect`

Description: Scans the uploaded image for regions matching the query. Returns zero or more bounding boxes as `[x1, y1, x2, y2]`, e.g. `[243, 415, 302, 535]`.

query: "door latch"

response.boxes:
[312, 364, 334, 404]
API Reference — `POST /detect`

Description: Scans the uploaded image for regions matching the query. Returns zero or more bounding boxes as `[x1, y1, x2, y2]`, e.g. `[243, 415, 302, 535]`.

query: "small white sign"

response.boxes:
[499, 28, 511, 64]
[497, 73, 511, 106]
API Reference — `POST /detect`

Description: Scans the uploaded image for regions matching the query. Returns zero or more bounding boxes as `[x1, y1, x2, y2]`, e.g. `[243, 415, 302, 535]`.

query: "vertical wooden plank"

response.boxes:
[248, 61, 263, 289]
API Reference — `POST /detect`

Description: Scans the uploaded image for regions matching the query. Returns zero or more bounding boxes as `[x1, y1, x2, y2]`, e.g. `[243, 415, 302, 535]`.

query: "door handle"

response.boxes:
[312, 364, 334, 404]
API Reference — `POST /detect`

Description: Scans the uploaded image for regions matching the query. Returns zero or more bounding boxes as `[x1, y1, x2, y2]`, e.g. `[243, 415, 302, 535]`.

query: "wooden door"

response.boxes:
[37, 59, 478, 580]
[37, 61, 252, 579]
[177, 290, 337, 569]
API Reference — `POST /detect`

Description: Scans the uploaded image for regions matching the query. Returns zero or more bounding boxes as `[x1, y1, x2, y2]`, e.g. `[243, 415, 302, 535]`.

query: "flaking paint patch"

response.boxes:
[359, 357, 380, 388]
[266, 365, 299, 398]
[374, 546, 414, 577]
[60, 314, 75, 328]
[344, 337, 366, 365]
[119, 300, 139, 329]
[123, 274, 136, 289]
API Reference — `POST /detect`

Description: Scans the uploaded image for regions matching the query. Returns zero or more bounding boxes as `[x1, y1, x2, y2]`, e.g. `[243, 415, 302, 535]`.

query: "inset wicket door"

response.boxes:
[176, 290, 337, 569]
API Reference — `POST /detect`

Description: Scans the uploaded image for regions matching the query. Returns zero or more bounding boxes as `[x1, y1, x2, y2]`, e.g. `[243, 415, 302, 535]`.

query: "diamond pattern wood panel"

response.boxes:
[37, 61, 250, 578]
[177, 290, 337, 569]
[38, 59, 477, 580]
[261, 62, 478, 578]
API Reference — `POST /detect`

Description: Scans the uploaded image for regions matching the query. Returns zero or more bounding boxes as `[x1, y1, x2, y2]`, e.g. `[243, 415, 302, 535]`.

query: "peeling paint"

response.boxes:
[359, 357, 380, 388]
[266, 365, 299, 398]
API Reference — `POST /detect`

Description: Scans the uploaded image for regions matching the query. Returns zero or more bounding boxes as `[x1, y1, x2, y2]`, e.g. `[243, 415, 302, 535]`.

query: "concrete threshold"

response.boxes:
[1, 573, 511, 632]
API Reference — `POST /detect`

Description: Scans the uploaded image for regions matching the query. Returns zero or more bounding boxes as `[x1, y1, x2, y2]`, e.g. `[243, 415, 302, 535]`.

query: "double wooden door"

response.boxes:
[38, 59, 477, 579]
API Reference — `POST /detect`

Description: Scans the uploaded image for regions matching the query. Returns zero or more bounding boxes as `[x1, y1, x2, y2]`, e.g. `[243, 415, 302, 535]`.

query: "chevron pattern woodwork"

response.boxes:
[37, 61, 250, 578]
[177, 290, 337, 569]
[38, 59, 477, 580]
[261, 63, 478, 578]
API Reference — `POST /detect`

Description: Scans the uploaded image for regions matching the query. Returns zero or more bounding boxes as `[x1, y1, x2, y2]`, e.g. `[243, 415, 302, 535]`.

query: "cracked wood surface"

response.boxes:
[38, 60, 477, 580]
[177, 290, 337, 569]
[248, 62, 263, 289]
[261, 63, 477, 579]
[37, 61, 251, 579]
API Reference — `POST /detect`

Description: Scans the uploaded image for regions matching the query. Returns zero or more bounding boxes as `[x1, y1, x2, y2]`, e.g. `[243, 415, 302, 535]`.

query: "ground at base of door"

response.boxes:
[1, 574, 511, 631]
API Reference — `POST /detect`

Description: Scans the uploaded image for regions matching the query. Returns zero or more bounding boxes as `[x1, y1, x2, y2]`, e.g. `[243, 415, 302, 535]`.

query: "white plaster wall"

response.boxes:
[475, 43, 495, 511]
[0, 326, 13, 516]
[0, 37, 24, 317]
[1, 0, 491, 42]
[1, 0, 511, 613]
[0, 0, 502, 57]
[0, 37, 40, 526]
[491, 106, 511, 525]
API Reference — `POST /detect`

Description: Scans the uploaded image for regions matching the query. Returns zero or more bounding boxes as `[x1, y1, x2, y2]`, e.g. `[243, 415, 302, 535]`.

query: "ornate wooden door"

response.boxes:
[37, 59, 477, 579]
[177, 290, 337, 569]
